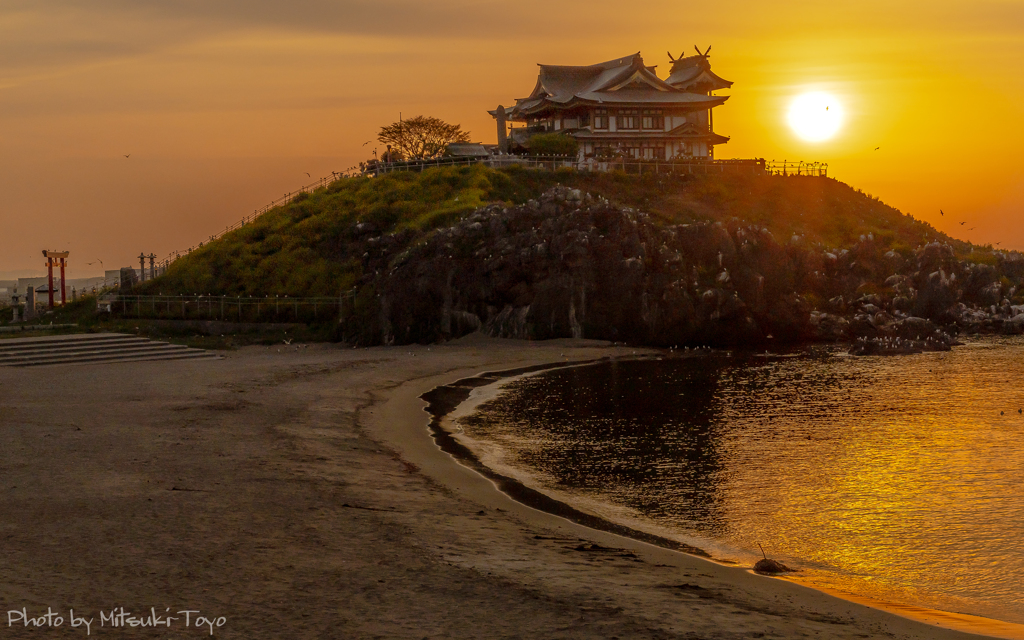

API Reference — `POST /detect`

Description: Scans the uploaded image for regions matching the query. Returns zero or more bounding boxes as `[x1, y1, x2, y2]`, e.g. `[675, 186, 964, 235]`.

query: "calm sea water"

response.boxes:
[458, 337, 1024, 625]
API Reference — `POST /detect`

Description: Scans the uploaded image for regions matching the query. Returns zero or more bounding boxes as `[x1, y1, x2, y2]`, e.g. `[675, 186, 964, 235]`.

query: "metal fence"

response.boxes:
[105, 294, 357, 324]
[368, 155, 773, 177]
[155, 173, 339, 268]
[366, 155, 827, 178]
[764, 160, 828, 177]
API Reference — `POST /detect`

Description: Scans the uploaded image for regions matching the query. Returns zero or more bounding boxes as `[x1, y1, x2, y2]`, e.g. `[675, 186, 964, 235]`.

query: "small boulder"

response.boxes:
[754, 558, 794, 575]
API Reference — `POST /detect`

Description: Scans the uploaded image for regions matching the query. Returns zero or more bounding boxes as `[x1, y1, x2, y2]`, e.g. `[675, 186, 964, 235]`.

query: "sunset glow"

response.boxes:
[2, 1, 1024, 277]
[787, 92, 844, 142]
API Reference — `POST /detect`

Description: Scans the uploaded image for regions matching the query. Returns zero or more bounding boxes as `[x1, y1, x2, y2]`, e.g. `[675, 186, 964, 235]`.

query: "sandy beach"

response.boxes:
[0, 335, 1011, 639]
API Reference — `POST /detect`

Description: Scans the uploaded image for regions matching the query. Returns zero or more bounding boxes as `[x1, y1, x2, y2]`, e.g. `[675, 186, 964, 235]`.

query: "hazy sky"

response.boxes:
[3, 1, 1023, 278]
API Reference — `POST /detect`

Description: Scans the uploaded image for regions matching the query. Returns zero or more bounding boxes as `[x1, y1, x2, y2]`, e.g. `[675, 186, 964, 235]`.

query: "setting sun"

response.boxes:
[787, 92, 844, 142]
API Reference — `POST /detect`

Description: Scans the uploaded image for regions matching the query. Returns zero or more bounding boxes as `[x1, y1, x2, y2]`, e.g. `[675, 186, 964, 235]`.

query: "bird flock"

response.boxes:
[939, 209, 988, 244]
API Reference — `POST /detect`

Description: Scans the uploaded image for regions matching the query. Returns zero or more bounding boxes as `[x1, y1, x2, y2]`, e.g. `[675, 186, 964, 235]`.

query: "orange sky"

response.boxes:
[2, 0, 1023, 278]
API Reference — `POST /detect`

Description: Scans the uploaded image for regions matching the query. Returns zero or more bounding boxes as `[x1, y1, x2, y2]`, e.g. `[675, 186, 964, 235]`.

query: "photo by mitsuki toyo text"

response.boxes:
[7, 607, 227, 635]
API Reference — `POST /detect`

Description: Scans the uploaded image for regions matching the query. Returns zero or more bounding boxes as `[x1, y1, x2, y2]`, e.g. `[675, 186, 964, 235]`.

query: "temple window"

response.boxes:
[642, 109, 664, 130]
[593, 108, 609, 129]
[617, 109, 639, 130]
[620, 142, 641, 158]
[641, 141, 665, 160]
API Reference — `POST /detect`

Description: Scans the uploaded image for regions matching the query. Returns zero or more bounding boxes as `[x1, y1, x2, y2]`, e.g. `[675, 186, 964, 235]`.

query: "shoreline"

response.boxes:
[418, 357, 711, 558]
[0, 334, 1015, 639]
[397, 346, 1024, 640]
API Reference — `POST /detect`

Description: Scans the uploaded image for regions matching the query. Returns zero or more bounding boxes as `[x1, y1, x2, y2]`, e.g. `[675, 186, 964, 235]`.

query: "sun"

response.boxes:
[787, 92, 844, 142]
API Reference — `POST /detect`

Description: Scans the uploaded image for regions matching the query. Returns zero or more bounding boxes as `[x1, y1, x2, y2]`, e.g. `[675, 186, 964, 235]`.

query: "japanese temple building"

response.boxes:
[491, 50, 731, 161]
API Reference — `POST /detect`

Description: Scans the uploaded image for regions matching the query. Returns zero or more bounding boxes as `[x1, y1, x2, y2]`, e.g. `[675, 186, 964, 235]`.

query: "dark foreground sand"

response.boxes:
[0, 335, 1011, 639]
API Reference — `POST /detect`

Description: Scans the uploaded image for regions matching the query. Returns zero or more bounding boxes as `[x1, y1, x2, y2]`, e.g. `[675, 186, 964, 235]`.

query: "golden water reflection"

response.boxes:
[461, 337, 1024, 626]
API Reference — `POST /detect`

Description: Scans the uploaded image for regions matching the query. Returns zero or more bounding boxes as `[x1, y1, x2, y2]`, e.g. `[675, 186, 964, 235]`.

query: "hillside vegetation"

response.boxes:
[145, 164, 958, 298]
[137, 165, 1024, 347]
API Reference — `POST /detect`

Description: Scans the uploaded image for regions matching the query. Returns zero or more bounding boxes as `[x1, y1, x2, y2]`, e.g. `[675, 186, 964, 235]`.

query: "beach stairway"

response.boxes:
[0, 333, 220, 367]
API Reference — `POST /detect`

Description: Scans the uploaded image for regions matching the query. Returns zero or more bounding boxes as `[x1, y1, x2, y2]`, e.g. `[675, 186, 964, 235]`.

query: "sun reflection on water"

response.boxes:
[459, 338, 1024, 625]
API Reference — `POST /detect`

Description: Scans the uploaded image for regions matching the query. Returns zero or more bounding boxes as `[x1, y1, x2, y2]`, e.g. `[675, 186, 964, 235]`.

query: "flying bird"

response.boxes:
[305, 172, 311, 177]
[940, 209, 944, 216]
[874, 147, 880, 151]
[362, 141, 372, 146]
[968, 227, 976, 231]
[959, 221, 966, 226]
[124, 154, 130, 158]
[996, 242, 1002, 246]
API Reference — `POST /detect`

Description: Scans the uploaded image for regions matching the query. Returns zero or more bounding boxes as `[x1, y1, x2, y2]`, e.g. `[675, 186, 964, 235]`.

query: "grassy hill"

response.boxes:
[140, 164, 971, 299]
[121, 163, 1024, 347]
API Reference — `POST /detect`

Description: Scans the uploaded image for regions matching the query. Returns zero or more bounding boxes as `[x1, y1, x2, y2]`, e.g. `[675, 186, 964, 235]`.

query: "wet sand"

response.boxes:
[0, 335, 1008, 639]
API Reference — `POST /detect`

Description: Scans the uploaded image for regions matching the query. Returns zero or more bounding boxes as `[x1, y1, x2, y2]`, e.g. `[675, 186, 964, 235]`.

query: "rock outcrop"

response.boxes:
[348, 187, 1024, 349]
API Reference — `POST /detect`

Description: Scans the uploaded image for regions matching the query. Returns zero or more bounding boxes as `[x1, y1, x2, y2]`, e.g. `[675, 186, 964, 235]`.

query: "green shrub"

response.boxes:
[527, 133, 579, 157]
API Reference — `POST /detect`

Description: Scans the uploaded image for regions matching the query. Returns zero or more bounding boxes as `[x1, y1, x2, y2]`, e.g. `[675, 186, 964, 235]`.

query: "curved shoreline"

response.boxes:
[413, 353, 1024, 640]
[418, 358, 710, 559]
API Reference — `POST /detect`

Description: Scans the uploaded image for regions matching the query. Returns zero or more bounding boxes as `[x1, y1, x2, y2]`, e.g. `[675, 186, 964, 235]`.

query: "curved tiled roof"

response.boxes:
[665, 54, 733, 91]
[506, 52, 727, 117]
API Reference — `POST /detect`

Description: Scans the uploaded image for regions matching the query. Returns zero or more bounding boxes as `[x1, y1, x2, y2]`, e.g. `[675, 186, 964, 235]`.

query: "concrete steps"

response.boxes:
[0, 333, 220, 367]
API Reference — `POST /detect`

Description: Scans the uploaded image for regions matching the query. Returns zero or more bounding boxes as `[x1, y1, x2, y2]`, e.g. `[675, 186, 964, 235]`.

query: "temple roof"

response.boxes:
[495, 53, 727, 118]
[665, 53, 733, 92]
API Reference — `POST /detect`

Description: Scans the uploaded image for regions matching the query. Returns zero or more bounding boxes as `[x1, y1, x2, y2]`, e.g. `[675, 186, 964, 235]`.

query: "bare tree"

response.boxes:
[377, 116, 471, 160]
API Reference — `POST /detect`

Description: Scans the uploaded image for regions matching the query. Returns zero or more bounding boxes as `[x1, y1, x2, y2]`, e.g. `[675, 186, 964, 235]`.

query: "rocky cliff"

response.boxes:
[354, 186, 1024, 349]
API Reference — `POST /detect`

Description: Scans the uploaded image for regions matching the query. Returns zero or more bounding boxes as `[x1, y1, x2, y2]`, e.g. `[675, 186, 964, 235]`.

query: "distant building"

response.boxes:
[445, 143, 493, 159]
[490, 50, 731, 161]
[17, 277, 54, 294]
[17, 275, 114, 299]
[105, 269, 139, 284]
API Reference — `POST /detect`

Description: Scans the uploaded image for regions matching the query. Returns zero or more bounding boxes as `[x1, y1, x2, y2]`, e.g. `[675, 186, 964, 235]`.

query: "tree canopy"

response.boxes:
[377, 116, 471, 160]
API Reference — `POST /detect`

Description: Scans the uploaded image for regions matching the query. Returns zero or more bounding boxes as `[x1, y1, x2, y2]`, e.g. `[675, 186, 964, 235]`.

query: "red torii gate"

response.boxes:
[42, 250, 69, 309]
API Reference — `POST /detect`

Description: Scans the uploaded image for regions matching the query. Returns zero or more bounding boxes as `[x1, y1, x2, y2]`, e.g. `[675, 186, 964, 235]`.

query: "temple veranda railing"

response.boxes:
[365, 156, 826, 178]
